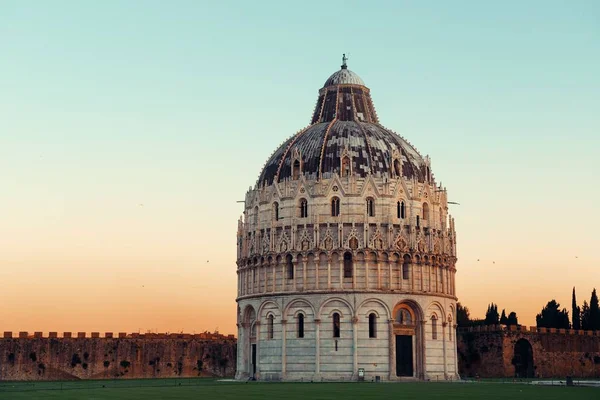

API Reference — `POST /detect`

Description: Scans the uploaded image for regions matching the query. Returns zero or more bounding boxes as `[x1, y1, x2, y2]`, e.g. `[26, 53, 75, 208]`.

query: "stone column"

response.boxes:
[365, 255, 369, 289]
[236, 323, 243, 379]
[255, 322, 261, 378]
[272, 263, 276, 293]
[352, 257, 356, 289]
[302, 259, 307, 291]
[388, 319, 395, 379]
[281, 319, 287, 379]
[430, 264, 433, 292]
[442, 267, 450, 294]
[453, 270, 456, 296]
[420, 320, 427, 380]
[352, 316, 359, 377]
[339, 258, 344, 289]
[377, 259, 381, 289]
[327, 256, 332, 289]
[411, 262, 415, 291]
[442, 322, 447, 379]
[315, 319, 321, 375]
[453, 324, 459, 378]
[420, 262, 424, 291]
[241, 322, 249, 378]
[263, 266, 267, 293]
[240, 270, 244, 296]
[388, 258, 392, 289]
[293, 261, 297, 292]
[315, 258, 320, 290]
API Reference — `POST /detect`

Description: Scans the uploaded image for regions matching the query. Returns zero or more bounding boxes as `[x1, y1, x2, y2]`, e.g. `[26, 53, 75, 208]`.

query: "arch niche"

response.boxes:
[513, 339, 534, 378]
[391, 301, 424, 378]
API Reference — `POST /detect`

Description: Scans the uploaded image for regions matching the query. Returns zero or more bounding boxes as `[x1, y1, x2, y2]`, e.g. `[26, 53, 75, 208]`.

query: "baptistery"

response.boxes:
[236, 56, 458, 381]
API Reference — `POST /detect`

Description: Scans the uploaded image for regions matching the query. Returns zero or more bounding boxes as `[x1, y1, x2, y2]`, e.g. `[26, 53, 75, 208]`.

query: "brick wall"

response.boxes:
[458, 327, 600, 378]
[0, 333, 236, 381]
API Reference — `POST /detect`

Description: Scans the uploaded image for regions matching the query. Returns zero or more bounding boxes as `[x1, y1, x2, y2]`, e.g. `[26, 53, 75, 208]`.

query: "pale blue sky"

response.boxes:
[1, 1, 599, 331]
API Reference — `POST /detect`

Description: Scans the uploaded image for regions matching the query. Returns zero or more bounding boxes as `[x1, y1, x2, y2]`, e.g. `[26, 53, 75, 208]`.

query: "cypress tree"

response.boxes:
[456, 302, 471, 327]
[572, 287, 581, 330]
[500, 309, 508, 325]
[485, 303, 500, 325]
[507, 312, 518, 326]
[590, 289, 600, 330]
[581, 301, 590, 330]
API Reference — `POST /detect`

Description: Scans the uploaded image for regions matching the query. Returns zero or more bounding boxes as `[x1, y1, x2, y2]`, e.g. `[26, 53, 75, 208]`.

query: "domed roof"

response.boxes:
[257, 56, 428, 186]
[323, 54, 365, 87]
[323, 68, 365, 87]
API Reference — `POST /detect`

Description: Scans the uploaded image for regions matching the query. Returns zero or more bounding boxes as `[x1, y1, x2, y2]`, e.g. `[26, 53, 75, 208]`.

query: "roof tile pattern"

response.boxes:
[257, 66, 427, 186]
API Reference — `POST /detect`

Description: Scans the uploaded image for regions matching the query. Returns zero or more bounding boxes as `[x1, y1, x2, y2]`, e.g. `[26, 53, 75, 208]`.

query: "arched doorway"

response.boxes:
[392, 302, 423, 378]
[513, 339, 534, 378]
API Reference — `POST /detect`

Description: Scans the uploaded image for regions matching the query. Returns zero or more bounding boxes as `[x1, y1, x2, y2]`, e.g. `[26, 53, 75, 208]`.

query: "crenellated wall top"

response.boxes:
[2, 331, 236, 340]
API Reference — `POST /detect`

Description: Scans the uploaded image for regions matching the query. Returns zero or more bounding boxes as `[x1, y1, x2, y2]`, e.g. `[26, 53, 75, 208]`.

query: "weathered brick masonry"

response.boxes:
[458, 326, 600, 378]
[0, 332, 236, 381]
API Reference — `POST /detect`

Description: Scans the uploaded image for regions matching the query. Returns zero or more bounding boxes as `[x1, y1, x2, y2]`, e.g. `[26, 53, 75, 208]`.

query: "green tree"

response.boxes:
[500, 309, 508, 325]
[507, 312, 518, 326]
[456, 302, 471, 327]
[572, 287, 581, 330]
[485, 303, 499, 325]
[581, 301, 590, 330]
[589, 289, 600, 330]
[536, 300, 570, 329]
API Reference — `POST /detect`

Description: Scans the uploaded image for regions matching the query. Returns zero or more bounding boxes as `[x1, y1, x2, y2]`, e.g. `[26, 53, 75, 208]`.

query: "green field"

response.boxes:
[0, 379, 597, 400]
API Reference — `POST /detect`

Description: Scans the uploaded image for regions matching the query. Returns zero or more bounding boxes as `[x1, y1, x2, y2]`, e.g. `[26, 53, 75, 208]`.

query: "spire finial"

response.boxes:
[341, 53, 348, 69]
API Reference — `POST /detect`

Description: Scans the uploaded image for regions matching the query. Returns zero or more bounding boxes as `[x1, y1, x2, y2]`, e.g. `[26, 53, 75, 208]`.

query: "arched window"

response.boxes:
[273, 202, 279, 221]
[333, 312, 341, 338]
[343, 252, 353, 278]
[286, 254, 294, 279]
[254, 206, 259, 225]
[396, 309, 412, 325]
[397, 201, 406, 219]
[416, 215, 420, 228]
[393, 159, 401, 177]
[341, 156, 350, 177]
[366, 198, 375, 217]
[402, 255, 410, 280]
[267, 315, 274, 339]
[448, 317, 452, 341]
[431, 315, 438, 340]
[423, 203, 429, 220]
[368, 313, 377, 338]
[297, 313, 305, 338]
[331, 197, 340, 217]
[292, 159, 301, 180]
[299, 199, 308, 218]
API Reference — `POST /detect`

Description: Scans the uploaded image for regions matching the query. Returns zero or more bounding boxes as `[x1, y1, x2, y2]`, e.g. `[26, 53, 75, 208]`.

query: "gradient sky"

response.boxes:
[1, 1, 599, 335]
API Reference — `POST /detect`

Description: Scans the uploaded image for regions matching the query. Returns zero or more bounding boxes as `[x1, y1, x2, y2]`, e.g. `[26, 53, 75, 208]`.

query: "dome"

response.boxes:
[257, 56, 428, 186]
[323, 68, 365, 87]
[257, 122, 427, 186]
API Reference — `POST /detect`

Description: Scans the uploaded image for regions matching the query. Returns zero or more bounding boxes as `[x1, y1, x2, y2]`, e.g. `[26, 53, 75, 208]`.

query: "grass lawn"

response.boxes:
[0, 379, 597, 400]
